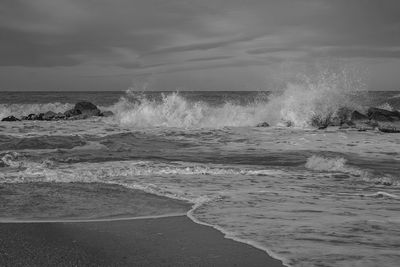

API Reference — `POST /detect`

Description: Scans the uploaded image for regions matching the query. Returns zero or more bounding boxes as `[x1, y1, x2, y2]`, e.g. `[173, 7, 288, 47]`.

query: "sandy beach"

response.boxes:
[0, 215, 284, 266]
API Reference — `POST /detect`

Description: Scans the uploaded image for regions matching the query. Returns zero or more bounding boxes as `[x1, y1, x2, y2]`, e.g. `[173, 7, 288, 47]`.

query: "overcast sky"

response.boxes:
[1, 0, 400, 91]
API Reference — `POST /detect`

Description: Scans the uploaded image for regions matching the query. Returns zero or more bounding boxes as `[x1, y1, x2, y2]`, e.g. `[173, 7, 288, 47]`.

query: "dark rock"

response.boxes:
[378, 127, 400, 133]
[328, 117, 342, 126]
[311, 114, 331, 129]
[54, 112, 66, 120]
[256, 122, 269, 127]
[1, 116, 20, 122]
[356, 124, 376, 131]
[64, 101, 101, 119]
[285, 121, 293, 127]
[366, 120, 379, 127]
[335, 107, 353, 123]
[36, 113, 44, 120]
[100, 111, 114, 117]
[351, 110, 368, 121]
[367, 107, 400, 122]
[43, 111, 57, 121]
[67, 114, 89, 120]
[64, 108, 81, 118]
[25, 113, 38, 120]
[74, 101, 101, 117]
[339, 123, 352, 129]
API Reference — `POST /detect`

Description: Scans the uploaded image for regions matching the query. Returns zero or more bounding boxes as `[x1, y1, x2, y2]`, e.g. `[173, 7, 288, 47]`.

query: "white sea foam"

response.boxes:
[305, 155, 400, 186]
[109, 70, 364, 128]
[377, 102, 394, 111]
[364, 191, 400, 199]
[305, 155, 361, 174]
[0, 158, 285, 185]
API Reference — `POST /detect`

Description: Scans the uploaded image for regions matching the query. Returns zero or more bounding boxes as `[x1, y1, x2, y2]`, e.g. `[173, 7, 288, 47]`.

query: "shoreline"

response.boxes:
[0, 215, 285, 267]
[0, 184, 285, 266]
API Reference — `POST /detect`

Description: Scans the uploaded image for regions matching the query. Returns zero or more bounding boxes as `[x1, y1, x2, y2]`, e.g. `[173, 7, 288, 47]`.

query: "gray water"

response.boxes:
[0, 89, 399, 267]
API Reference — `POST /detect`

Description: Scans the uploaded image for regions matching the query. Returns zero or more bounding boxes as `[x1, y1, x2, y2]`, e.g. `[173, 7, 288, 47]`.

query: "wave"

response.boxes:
[305, 155, 358, 173]
[0, 157, 285, 181]
[305, 155, 399, 186]
[0, 69, 366, 128]
[389, 93, 400, 99]
[0, 102, 73, 119]
[110, 70, 364, 128]
[364, 191, 400, 199]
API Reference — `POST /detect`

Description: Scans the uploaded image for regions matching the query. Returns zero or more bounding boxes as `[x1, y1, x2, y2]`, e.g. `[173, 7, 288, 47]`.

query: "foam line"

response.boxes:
[186, 197, 292, 267]
[0, 212, 187, 224]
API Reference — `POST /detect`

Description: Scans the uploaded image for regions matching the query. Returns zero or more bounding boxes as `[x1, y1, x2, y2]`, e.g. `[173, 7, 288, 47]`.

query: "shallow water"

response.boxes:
[0, 89, 399, 267]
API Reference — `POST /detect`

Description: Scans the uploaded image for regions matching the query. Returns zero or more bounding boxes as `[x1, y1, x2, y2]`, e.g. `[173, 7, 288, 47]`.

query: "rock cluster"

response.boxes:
[255, 106, 400, 133]
[319, 107, 400, 133]
[1, 101, 113, 122]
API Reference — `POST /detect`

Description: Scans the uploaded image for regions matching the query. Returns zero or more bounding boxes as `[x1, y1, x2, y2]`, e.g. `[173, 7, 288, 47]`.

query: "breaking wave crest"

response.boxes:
[305, 155, 399, 186]
[111, 70, 364, 128]
[112, 92, 273, 128]
[305, 155, 356, 173]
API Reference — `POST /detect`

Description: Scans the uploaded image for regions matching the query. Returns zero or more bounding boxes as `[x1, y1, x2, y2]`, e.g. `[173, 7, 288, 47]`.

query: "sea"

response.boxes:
[0, 76, 400, 266]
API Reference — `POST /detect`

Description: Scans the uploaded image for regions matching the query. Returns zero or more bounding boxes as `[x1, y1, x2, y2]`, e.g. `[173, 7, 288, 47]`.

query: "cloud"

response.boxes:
[186, 56, 232, 62]
[1, 0, 400, 90]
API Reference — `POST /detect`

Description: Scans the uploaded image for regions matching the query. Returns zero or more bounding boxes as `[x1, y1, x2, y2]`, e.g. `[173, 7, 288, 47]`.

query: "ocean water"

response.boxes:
[1, 78, 400, 266]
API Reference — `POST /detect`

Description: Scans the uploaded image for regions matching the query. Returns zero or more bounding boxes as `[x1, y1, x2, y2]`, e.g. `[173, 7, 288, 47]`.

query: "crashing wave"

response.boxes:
[109, 70, 364, 128]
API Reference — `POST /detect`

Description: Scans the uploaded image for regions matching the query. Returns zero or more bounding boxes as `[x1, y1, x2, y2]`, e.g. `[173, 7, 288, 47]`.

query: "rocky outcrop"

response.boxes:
[351, 110, 369, 121]
[311, 106, 400, 133]
[73, 101, 101, 116]
[43, 111, 57, 120]
[1, 101, 112, 122]
[367, 108, 400, 122]
[64, 101, 101, 118]
[1, 116, 20, 122]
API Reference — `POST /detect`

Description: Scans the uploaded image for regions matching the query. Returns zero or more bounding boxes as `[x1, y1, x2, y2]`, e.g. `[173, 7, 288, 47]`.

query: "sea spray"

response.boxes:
[111, 70, 365, 128]
[268, 70, 365, 127]
[111, 91, 275, 128]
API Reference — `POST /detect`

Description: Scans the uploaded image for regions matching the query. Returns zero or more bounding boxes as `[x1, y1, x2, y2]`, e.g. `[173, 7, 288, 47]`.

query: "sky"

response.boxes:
[0, 0, 400, 91]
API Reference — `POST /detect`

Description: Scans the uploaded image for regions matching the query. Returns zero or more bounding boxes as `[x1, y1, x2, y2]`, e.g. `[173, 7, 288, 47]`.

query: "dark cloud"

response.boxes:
[1, 0, 400, 90]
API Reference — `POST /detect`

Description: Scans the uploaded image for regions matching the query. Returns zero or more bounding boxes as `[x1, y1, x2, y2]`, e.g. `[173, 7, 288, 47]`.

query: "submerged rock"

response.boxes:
[100, 110, 114, 117]
[256, 122, 270, 127]
[378, 127, 400, 133]
[339, 122, 353, 129]
[67, 114, 89, 120]
[1, 116, 20, 122]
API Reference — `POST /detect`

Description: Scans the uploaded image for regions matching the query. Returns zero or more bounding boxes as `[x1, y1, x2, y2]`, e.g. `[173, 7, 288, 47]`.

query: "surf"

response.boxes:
[110, 70, 367, 128]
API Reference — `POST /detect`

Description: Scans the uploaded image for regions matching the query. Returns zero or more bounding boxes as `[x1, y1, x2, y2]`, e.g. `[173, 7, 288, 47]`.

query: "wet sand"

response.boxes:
[0, 215, 284, 266]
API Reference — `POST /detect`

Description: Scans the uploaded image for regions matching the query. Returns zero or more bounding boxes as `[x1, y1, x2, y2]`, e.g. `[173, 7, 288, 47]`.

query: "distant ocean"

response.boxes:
[1, 78, 400, 266]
